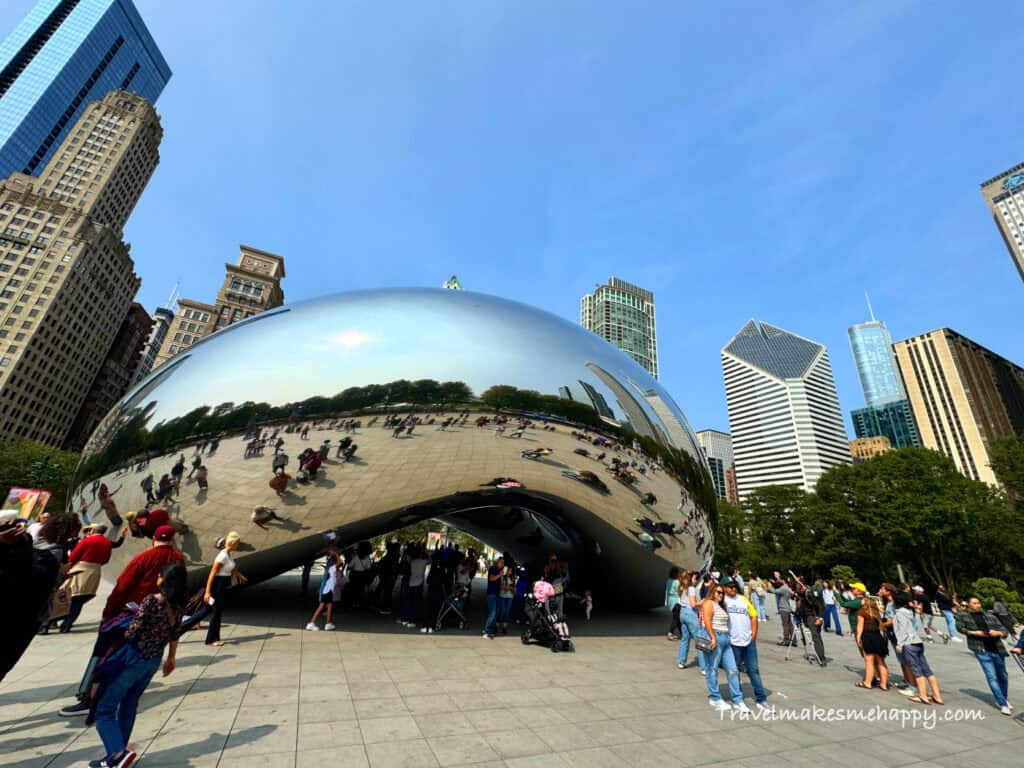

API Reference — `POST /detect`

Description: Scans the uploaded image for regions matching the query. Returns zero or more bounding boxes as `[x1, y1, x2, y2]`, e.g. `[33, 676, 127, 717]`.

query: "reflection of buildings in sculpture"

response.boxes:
[585, 363, 660, 441]
[576, 380, 614, 420]
[0, 91, 162, 446]
[66, 303, 153, 450]
[722, 320, 850, 498]
[643, 388, 697, 453]
[152, 246, 286, 369]
[130, 306, 175, 387]
[696, 429, 737, 504]
[580, 277, 658, 379]
[558, 386, 572, 401]
[442, 274, 464, 290]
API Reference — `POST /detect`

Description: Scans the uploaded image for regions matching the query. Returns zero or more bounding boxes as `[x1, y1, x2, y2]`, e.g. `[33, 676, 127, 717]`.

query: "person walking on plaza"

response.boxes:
[89, 562, 187, 768]
[60, 526, 185, 717]
[793, 577, 827, 666]
[893, 592, 944, 704]
[697, 580, 748, 713]
[665, 567, 681, 640]
[723, 578, 771, 711]
[956, 595, 1013, 715]
[179, 532, 247, 646]
[821, 580, 842, 636]
[855, 593, 890, 690]
[677, 571, 703, 670]
[482, 555, 505, 639]
[748, 574, 768, 621]
[306, 547, 343, 631]
[992, 595, 1017, 640]
[935, 585, 962, 642]
[60, 524, 126, 633]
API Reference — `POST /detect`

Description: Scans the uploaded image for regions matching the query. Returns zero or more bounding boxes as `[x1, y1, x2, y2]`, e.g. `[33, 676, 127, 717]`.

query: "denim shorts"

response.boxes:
[902, 643, 932, 678]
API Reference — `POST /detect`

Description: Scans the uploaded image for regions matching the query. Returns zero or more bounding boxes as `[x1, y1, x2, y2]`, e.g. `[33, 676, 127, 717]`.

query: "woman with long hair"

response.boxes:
[179, 532, 247, 646]
[856, 595, 890, 691]
[676, 570, 704, 670]
[697, 580, 748, 712]
[90, 562, 187, 768]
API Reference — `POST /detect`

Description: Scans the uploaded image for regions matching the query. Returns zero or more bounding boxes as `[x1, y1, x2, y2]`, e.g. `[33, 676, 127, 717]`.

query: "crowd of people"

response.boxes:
[668, 566, 1024, 715]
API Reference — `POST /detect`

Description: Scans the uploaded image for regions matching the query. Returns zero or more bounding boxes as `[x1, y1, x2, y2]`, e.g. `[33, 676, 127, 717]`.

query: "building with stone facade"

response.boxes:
[980, 163, 1024, 283]
[65, 300, 150, 449]
[151, 246, 285, 369]
[849, 436, 891, 463]
[128, 304, 172, 386]
[0, 90, 161, 446]
[894, 328, 1024, 485]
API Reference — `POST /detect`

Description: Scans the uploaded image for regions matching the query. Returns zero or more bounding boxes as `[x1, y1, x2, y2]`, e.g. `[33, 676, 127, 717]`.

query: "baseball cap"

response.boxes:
[850, 582, 868, 592]
[912, 585, 924, 592]
[153, 525, 176, 542]
[720, 576, 735, 587]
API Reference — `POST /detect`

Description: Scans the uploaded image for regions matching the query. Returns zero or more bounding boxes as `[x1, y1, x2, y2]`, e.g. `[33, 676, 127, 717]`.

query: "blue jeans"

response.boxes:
[974, 651, 1009, 708]
[823, 604, 842, 635]
[677, 606, 704, 670]
[483, 594, 499, 634]
[753, 594, 766, 620]
[697, 629, 743, 704]
[95, 645, 161, 761]
[731, 642, 767, 704]
[497, 596, 512, 624]
[942, 610, 959, 639]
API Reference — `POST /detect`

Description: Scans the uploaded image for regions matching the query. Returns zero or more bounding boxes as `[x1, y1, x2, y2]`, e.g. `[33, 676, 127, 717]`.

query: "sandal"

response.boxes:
[878, 686, 889, 692]
[932, 698, 945, 705]
[909, 696, 931, 705]
[854, 682, 871, 689]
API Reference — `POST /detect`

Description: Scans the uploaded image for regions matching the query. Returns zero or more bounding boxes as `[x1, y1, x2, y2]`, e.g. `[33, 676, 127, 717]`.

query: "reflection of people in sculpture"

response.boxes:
[251, 506, 279, 529]
[272, 452, 288, 474]
[125, 508, 169, 538]
[269, 471, 291, 497]
[195, 465, 208, 491]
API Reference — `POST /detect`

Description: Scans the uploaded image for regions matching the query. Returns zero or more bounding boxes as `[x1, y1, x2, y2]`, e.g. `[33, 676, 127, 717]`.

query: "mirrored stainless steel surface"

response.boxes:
[74, 289, 716, 607]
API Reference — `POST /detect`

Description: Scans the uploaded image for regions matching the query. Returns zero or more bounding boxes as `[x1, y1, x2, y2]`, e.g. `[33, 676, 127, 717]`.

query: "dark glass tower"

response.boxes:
[0, 0, 170, 178]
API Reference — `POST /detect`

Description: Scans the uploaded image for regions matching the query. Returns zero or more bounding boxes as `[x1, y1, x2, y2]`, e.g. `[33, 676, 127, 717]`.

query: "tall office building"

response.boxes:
[128, 304, 172, 386]
[64, 300, 149, 448]
[696, 429, 738, 504]
[893, 329, 1024, 485]
[152, 246, 286, 369]
[722, 320, 850, 497]
[980, 163, 1024, 282]
[0, 0, 170, 178]
[847, 305, 920, 449]
[580, 277, 658, 379]
[0, 90, 162, 445]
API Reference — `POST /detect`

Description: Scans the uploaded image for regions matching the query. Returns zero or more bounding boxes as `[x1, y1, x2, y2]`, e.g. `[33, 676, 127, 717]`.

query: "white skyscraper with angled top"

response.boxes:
[722, 320, 850, 498]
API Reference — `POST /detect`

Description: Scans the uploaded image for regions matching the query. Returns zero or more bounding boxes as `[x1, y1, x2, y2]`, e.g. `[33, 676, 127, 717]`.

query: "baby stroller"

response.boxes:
[434, 585, 470, 631]
[521, 581, 574, 652]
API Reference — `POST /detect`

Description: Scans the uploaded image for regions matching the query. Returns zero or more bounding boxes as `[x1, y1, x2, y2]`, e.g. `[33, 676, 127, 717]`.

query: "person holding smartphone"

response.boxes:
[956, 595, 1012, 715]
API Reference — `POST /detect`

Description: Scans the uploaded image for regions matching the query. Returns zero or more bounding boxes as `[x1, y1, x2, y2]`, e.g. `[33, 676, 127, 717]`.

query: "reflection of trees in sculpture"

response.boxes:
[480, 385, 604, 428]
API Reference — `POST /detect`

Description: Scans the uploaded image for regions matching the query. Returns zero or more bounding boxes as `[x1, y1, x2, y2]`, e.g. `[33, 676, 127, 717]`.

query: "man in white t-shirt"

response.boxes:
[821, 581, 842, 636]
[722, 577, 771, 712]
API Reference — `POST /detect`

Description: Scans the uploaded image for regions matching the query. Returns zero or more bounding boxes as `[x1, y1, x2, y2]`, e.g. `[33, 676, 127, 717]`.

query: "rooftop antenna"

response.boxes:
[865, 292, 876, 322]
[164, 281, 180, 312]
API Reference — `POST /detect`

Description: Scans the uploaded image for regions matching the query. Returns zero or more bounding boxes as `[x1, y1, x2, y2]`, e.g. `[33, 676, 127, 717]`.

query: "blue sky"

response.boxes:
[3, 1, 1022, 435]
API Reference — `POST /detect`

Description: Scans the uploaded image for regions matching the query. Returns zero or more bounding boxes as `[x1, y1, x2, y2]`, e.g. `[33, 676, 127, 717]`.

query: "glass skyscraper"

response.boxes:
[0, 0, 170, 178]
[848, 319, 905, 406]
[847, 310, 920, 449]
[580, 277, 658, 379]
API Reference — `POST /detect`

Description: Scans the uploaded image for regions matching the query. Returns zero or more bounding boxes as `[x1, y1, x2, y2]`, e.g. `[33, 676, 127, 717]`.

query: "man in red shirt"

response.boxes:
[59, 524, 126, 633]
[60, 525, 185, 717]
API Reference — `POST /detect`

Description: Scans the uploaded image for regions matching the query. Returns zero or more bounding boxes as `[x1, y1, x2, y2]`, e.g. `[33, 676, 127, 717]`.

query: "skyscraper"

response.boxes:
[980, 163, 1024, 282]
[0, 0, 170, 178]
[847, 302, 920, 449]
[580, 277, 658, 379]
[722, 320, 850, 497]
[893, 329, 1024, 485]
[0, 89, 162, 446]
[128, 304, 173, 386]
[695, 429, 738, 504]
[152, 246, 286, 369]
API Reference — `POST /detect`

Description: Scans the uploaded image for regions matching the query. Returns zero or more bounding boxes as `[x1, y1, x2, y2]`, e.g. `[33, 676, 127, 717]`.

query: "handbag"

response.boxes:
[694, 610, 714, 652]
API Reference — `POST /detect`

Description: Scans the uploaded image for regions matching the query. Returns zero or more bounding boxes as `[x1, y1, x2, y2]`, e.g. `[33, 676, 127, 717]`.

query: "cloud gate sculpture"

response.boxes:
[74, 289, 715, 608]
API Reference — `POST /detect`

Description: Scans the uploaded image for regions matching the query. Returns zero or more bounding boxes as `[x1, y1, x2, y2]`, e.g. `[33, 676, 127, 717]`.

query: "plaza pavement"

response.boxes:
[2, 575, 1022, 768]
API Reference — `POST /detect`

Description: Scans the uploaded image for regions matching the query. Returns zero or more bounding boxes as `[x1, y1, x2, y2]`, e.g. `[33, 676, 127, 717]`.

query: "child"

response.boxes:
[306, 549, 343, 631]
[580, 590, 593, 621]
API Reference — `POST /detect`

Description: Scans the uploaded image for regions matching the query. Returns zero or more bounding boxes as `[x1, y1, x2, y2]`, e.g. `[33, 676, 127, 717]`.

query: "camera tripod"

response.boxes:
[784, 615, 824, 666]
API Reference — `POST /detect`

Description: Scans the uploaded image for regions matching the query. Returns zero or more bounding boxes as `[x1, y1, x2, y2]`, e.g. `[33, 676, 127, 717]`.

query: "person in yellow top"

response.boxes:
[722, 577, 772, 712]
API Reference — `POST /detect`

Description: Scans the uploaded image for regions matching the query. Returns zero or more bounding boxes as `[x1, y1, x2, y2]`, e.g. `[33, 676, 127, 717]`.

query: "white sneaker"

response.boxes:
[1008, 701, 1015, 711]
[305, 622, 319, 631]
[324, 623, 336, 631]
[897, 687, 915, 697]
[1001, 705, 1012, 716]
[756, 702, 774, 713]
[734, 702, 752, 715]
[677, 662, 685, 669]
[951, 637, 964, 643]
[709, 700, 731, 712]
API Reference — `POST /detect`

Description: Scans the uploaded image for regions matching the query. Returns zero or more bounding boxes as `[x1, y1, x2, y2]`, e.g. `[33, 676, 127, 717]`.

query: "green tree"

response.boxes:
[0, 438, 80, 514]
[991, 434, 1024, 504]
[831, 565, 857, 585]
[712, 501, 747, 569]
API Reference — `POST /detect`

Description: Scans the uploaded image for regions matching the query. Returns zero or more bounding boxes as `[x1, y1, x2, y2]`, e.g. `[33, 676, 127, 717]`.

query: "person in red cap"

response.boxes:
[59, 525, 185, 718]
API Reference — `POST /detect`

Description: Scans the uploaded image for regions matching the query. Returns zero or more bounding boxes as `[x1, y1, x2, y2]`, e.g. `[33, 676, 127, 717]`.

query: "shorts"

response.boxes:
[319, 592, 335, 606]
[902, 643, 932, 677]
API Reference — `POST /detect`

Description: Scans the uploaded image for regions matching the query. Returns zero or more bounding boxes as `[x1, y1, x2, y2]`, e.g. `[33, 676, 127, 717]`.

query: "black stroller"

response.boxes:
[521, 595, 574, 652]
[434, 585, 469, 631]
